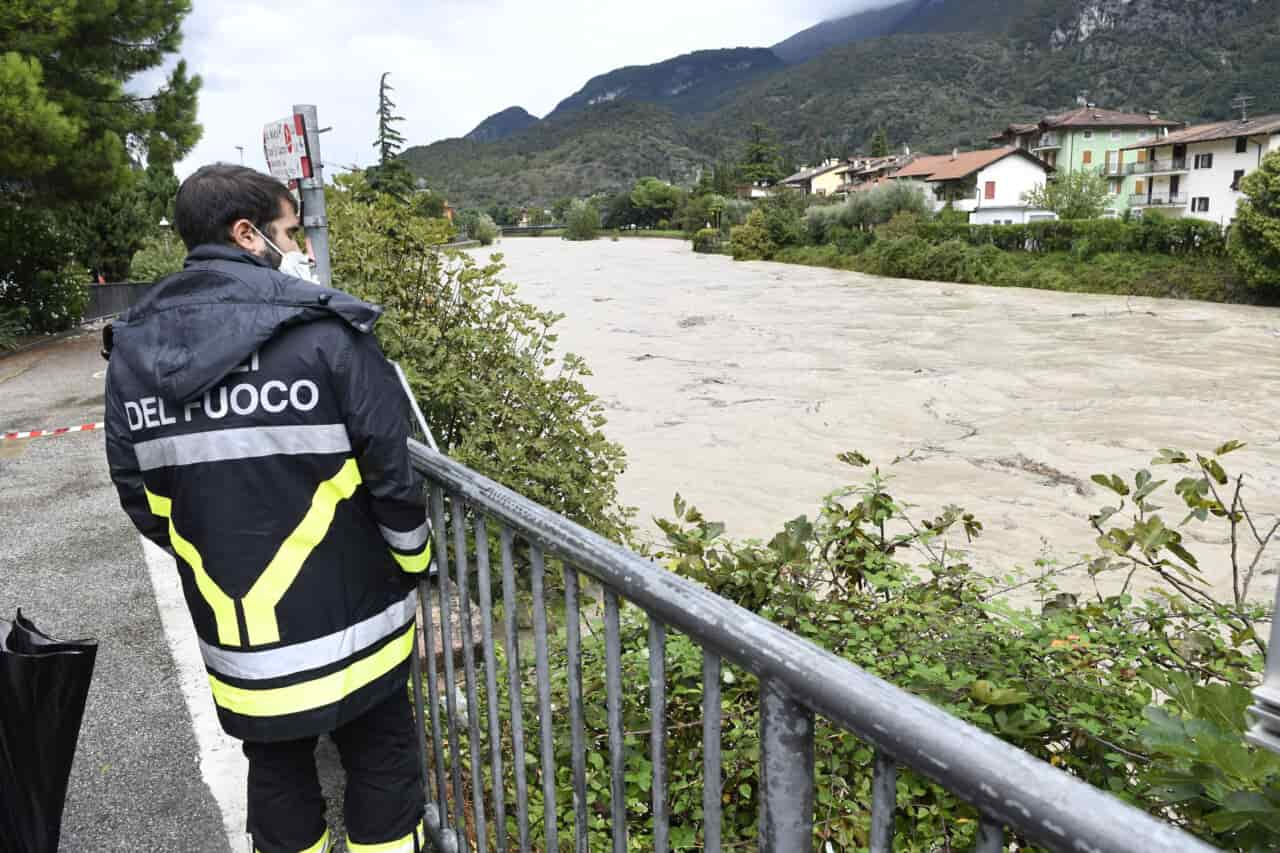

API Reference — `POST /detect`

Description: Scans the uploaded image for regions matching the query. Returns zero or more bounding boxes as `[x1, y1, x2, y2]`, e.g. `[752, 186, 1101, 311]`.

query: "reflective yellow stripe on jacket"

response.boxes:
[209, 625, 414, 717]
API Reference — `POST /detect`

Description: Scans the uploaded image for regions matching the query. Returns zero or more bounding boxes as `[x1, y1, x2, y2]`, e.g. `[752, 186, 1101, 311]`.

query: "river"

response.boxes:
[476, 236, 1280, 601]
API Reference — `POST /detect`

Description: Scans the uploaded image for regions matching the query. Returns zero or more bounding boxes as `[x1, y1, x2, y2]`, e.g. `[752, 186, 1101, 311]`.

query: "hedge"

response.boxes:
[914, 217, 1226, 259]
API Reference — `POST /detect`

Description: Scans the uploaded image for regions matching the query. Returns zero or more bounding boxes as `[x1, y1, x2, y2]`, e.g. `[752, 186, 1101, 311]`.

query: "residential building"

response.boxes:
[837, 153, 914, 193]
[995, 105, 1183, 216]
[1122, 113, 1280, 225]
[889, 147, 1055, 224]
[779, 159, 849, 196]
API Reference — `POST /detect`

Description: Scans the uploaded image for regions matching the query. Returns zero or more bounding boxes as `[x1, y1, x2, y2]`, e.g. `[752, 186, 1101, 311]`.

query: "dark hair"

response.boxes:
[173, 164, 298, 250]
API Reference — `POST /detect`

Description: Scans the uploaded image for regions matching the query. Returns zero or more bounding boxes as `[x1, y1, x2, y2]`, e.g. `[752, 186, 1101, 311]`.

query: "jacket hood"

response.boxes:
[111, 244, 383, 403]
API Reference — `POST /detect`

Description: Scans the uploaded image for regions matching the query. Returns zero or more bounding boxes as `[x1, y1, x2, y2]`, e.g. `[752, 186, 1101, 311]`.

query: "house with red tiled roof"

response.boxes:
[1121, 113, 1280, 225]
[992, 103, 1184, 217]
[889, 147, 1056, 224]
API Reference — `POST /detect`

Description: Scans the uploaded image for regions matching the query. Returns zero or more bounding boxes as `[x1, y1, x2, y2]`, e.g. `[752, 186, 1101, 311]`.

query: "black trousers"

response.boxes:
[243, 688, 423, 853]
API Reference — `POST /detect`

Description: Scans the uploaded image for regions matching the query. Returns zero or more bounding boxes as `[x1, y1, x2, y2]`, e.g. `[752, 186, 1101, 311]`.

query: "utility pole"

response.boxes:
[293, 104, 332, 287]
[235, 145, 244, 165]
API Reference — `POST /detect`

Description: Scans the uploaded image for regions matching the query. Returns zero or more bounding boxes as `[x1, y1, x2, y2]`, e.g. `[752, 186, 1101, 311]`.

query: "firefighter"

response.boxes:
[104, 164, 429, 853]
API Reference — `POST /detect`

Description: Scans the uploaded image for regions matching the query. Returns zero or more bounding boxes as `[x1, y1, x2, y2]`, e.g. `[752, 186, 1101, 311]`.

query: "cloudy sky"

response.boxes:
[155, 0, 882, 178]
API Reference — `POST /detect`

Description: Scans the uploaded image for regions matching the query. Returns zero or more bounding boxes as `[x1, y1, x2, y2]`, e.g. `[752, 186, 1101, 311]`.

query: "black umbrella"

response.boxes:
[0, 611, 98, 853]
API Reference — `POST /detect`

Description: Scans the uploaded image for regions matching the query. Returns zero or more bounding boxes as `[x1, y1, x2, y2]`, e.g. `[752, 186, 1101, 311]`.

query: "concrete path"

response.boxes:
[484, 238, 1280, 601]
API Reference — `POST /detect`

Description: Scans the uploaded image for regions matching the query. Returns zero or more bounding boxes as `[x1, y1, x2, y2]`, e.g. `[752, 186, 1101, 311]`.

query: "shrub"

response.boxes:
[471, 213, 499, 246]
[729, 209, 776, 261]
[758, 192, 807, 249]
[1230, 150, 1280, 290]
[128, 233, 185, 282]
[877, 211, 924, 242]
[0, 306, 25, 350]
[0, 202, 88, 333]
[691, 228, 721, 254]
[563, 199, 600, 241]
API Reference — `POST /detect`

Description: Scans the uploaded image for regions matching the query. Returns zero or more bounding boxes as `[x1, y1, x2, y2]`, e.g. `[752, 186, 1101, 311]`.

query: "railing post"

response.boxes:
[759, 679, 814, 853]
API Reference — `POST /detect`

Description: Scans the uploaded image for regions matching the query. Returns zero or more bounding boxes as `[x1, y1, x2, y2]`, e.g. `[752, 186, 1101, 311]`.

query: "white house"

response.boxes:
[889, 147, 1056, 224]
[1123, 114, 1280, 225]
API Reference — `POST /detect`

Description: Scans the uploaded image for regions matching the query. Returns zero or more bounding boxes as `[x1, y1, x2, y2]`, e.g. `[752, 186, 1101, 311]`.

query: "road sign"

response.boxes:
[262, 115, 312, 183]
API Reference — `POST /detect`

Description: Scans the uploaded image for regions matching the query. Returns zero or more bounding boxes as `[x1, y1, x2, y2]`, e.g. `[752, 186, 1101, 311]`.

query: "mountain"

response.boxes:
[544, 47, 784, 120]
[403, 0, 1280, 208]
[465, 107, 539, 142]
[771, 1, 916, 64]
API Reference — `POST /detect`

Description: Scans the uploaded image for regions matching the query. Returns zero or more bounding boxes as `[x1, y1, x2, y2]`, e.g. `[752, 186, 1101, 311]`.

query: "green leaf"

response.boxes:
[1091, 474, 1130, 496]
[971, 680, 1031, 706]
[838, 450, 871, 468]
[1214, 440, 1246, 457]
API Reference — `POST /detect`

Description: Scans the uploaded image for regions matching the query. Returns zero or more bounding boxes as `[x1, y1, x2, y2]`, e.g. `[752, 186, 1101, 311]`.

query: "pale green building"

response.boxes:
[991, 105, 1183, 216]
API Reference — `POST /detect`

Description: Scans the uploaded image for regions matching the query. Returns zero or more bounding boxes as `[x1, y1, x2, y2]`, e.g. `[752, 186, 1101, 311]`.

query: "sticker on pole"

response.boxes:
[262, 115, 313, 183]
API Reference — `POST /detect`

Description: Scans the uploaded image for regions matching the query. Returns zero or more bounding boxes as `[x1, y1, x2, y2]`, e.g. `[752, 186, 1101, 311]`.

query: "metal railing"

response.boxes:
[1032, 133, 1061, 150]
[83, 282, 154, 321]
[1130, 192, 1188, 207]
[1127, 158, 1188, 175]
[406, 440, 1214, 853]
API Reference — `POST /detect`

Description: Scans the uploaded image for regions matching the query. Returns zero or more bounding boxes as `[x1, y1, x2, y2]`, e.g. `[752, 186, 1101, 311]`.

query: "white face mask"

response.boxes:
[249, 223, 318, 284]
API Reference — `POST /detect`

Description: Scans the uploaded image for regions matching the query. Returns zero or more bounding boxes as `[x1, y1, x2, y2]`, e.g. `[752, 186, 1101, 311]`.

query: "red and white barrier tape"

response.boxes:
[2, 422, 105, 441]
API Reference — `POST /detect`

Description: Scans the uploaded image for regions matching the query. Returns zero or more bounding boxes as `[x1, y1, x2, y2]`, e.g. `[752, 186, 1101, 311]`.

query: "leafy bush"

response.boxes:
[915, 218, 1227, 259]
[473, 442, 1276, 851]
[472, 213, 500, 246]
[563, 199, 600, 241]
[729, 209, 776, 261]
[128, 233, 185, 282]
[691, 228, 721, 254]
[325, 174, 629, 540]
[1230, 150, 1280, 291]
[757, 191, 807, 249]
[0, 306, 25, 350]
[0, 201, 88, 333]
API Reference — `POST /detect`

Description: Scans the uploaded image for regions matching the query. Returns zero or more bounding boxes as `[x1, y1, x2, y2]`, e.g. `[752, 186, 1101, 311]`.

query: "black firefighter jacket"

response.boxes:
[104, 244, 430, 742]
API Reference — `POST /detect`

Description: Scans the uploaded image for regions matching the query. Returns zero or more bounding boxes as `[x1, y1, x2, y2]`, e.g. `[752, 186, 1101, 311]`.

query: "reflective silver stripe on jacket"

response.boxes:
[199, 591, 416, 680]
[378, 520, 431, 552]
[135, 424, 352, 471]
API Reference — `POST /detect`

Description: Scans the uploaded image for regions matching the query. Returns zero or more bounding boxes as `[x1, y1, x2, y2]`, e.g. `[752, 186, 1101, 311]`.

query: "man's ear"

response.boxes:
[229, 218, 258, 251]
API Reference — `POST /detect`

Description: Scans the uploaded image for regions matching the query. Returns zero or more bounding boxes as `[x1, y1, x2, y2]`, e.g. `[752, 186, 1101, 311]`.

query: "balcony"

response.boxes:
[1031, 133, 1061, 151]
[1097, 162, 1127, 177]
[1130, 192, 1188, 207]
[1127, 158, 1188, 176]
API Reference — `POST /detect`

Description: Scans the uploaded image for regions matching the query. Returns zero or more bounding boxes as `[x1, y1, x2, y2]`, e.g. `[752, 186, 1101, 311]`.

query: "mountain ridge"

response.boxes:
[465, 106, 539, 142]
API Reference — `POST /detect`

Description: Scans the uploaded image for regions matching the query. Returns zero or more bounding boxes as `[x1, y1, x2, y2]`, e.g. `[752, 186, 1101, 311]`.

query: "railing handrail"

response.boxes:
[407, 440, 1213, 852]
[1130, 192, 1188, 205]
[1126, 158, 1188, 175]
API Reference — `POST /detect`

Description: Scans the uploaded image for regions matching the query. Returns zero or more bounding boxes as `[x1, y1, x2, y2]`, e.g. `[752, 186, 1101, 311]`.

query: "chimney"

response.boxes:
[1147, 110, 1159, 121]
[952, 148, 959, 160]
[1086, 102, 1096, 109]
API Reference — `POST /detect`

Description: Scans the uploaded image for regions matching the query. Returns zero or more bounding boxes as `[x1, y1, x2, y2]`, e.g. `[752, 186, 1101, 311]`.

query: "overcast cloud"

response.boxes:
[156, 1, 885, 179]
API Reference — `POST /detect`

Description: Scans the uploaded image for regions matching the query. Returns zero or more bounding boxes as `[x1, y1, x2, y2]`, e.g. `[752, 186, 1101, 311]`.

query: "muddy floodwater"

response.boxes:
[476, 237, 1280, 600]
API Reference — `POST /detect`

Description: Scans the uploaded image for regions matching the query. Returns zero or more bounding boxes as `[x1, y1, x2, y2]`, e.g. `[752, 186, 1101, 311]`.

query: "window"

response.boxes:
[984, 181, 996, 200]
[1194, 153, 1215, 169]
[1232, 169, 1246, 190]
[1082, 150, 1093, 165]
[1083, 130, 1094, 140]
[1111, 129, 1122, 141]
[1138, 129, 1153, 140]
[1191, 197, 1210, 212]
[1236, 137, 1248, 154]
[1134, 179, 1146, 195]
[1109, 179, 1122, 195]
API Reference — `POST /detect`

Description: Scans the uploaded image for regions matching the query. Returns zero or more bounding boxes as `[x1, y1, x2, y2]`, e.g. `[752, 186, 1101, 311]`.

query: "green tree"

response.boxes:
[563, 199, 600, 241]
[629, 177, 684, 228]
[740, 123, 783, 186]
[0, 0, 200, 328]
[374, 72, 406, 165]
[870, 127, 890, 158]
[0, 3, 201, 201]
[550, 197, 575, 222]
[1230, 150, 1280, 290]
[1022, 171, 1110, 220]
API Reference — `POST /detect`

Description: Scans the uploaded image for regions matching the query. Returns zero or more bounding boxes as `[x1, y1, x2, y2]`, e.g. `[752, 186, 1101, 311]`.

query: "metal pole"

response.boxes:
[1247, 578, 1280, 754]
[292, 104, 332, 287]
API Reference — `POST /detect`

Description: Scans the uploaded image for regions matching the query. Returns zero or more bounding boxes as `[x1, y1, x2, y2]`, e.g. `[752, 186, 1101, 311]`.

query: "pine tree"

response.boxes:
[870, 127, 890, 158]
[374, 72, 407, 165]
[740, 123, 783, 185]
